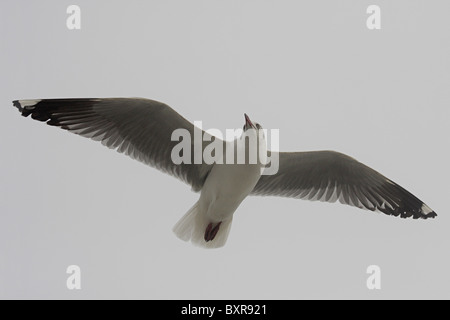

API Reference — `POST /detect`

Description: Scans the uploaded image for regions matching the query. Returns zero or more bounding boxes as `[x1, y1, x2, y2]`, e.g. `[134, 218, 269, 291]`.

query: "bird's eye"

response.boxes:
[255, 123, 262, 129]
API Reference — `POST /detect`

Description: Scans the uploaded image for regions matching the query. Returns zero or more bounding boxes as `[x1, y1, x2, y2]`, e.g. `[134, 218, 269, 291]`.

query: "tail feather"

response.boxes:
[173, 201, 233, 249]
[173, 202, 199, 242]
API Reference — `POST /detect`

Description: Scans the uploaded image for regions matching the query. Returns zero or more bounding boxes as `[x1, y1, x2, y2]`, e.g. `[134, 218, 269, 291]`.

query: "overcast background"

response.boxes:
[1, 0, 449, 299]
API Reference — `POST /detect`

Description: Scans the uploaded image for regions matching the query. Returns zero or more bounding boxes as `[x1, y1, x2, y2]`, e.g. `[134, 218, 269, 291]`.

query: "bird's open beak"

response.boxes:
[244, 113, 254, 128]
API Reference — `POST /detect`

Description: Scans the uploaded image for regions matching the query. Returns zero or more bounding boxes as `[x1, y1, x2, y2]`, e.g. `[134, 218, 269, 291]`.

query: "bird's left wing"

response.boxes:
[13, 98, 216, 192]
[252, 150, 436, 219]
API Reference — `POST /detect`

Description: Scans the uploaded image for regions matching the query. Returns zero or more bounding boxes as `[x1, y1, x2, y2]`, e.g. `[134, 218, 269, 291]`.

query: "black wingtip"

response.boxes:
[422, 210, 437, 220]
[12, 99, 59, 121]
[12, 99, 42, 117]
[12, 100, 23, 112]
[418, 203, 437, 220]
[370, 179, 438, 221]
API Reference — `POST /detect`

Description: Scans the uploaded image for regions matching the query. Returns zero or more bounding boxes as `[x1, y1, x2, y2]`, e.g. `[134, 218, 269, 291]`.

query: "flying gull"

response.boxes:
[13, 98, 437, 248]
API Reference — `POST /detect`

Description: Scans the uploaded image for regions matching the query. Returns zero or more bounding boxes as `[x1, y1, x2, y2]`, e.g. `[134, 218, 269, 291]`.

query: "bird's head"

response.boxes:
[242, 113, 265, 143]
[239, 114, 267, 166]
[243, 113, 263, 132]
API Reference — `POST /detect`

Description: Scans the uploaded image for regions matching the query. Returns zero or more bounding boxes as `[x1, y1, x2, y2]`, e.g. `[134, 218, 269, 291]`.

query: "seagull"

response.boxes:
[13, 98, 437, 248]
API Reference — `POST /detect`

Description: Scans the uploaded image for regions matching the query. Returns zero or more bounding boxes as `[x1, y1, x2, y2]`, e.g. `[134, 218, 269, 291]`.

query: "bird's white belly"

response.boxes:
[199, 163, 262, 222]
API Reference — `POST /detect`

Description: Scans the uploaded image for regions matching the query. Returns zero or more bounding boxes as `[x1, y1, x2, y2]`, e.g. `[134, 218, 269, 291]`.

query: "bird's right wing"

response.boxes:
[252, 151, 436, 219]
[13, 98, 218, 192]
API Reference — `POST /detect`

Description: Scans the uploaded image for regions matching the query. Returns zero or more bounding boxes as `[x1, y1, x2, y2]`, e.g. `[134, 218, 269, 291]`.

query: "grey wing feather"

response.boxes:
[13, 98, 214, 191]
[252, 151, 436, 219]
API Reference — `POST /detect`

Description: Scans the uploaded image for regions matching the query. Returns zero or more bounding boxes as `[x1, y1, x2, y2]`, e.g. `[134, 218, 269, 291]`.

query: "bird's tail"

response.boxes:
[173, 201, 233, 249]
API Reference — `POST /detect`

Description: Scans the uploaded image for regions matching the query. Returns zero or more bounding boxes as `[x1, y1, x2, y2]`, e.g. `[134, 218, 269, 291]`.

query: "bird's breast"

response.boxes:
[199, 163, 262, 221]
